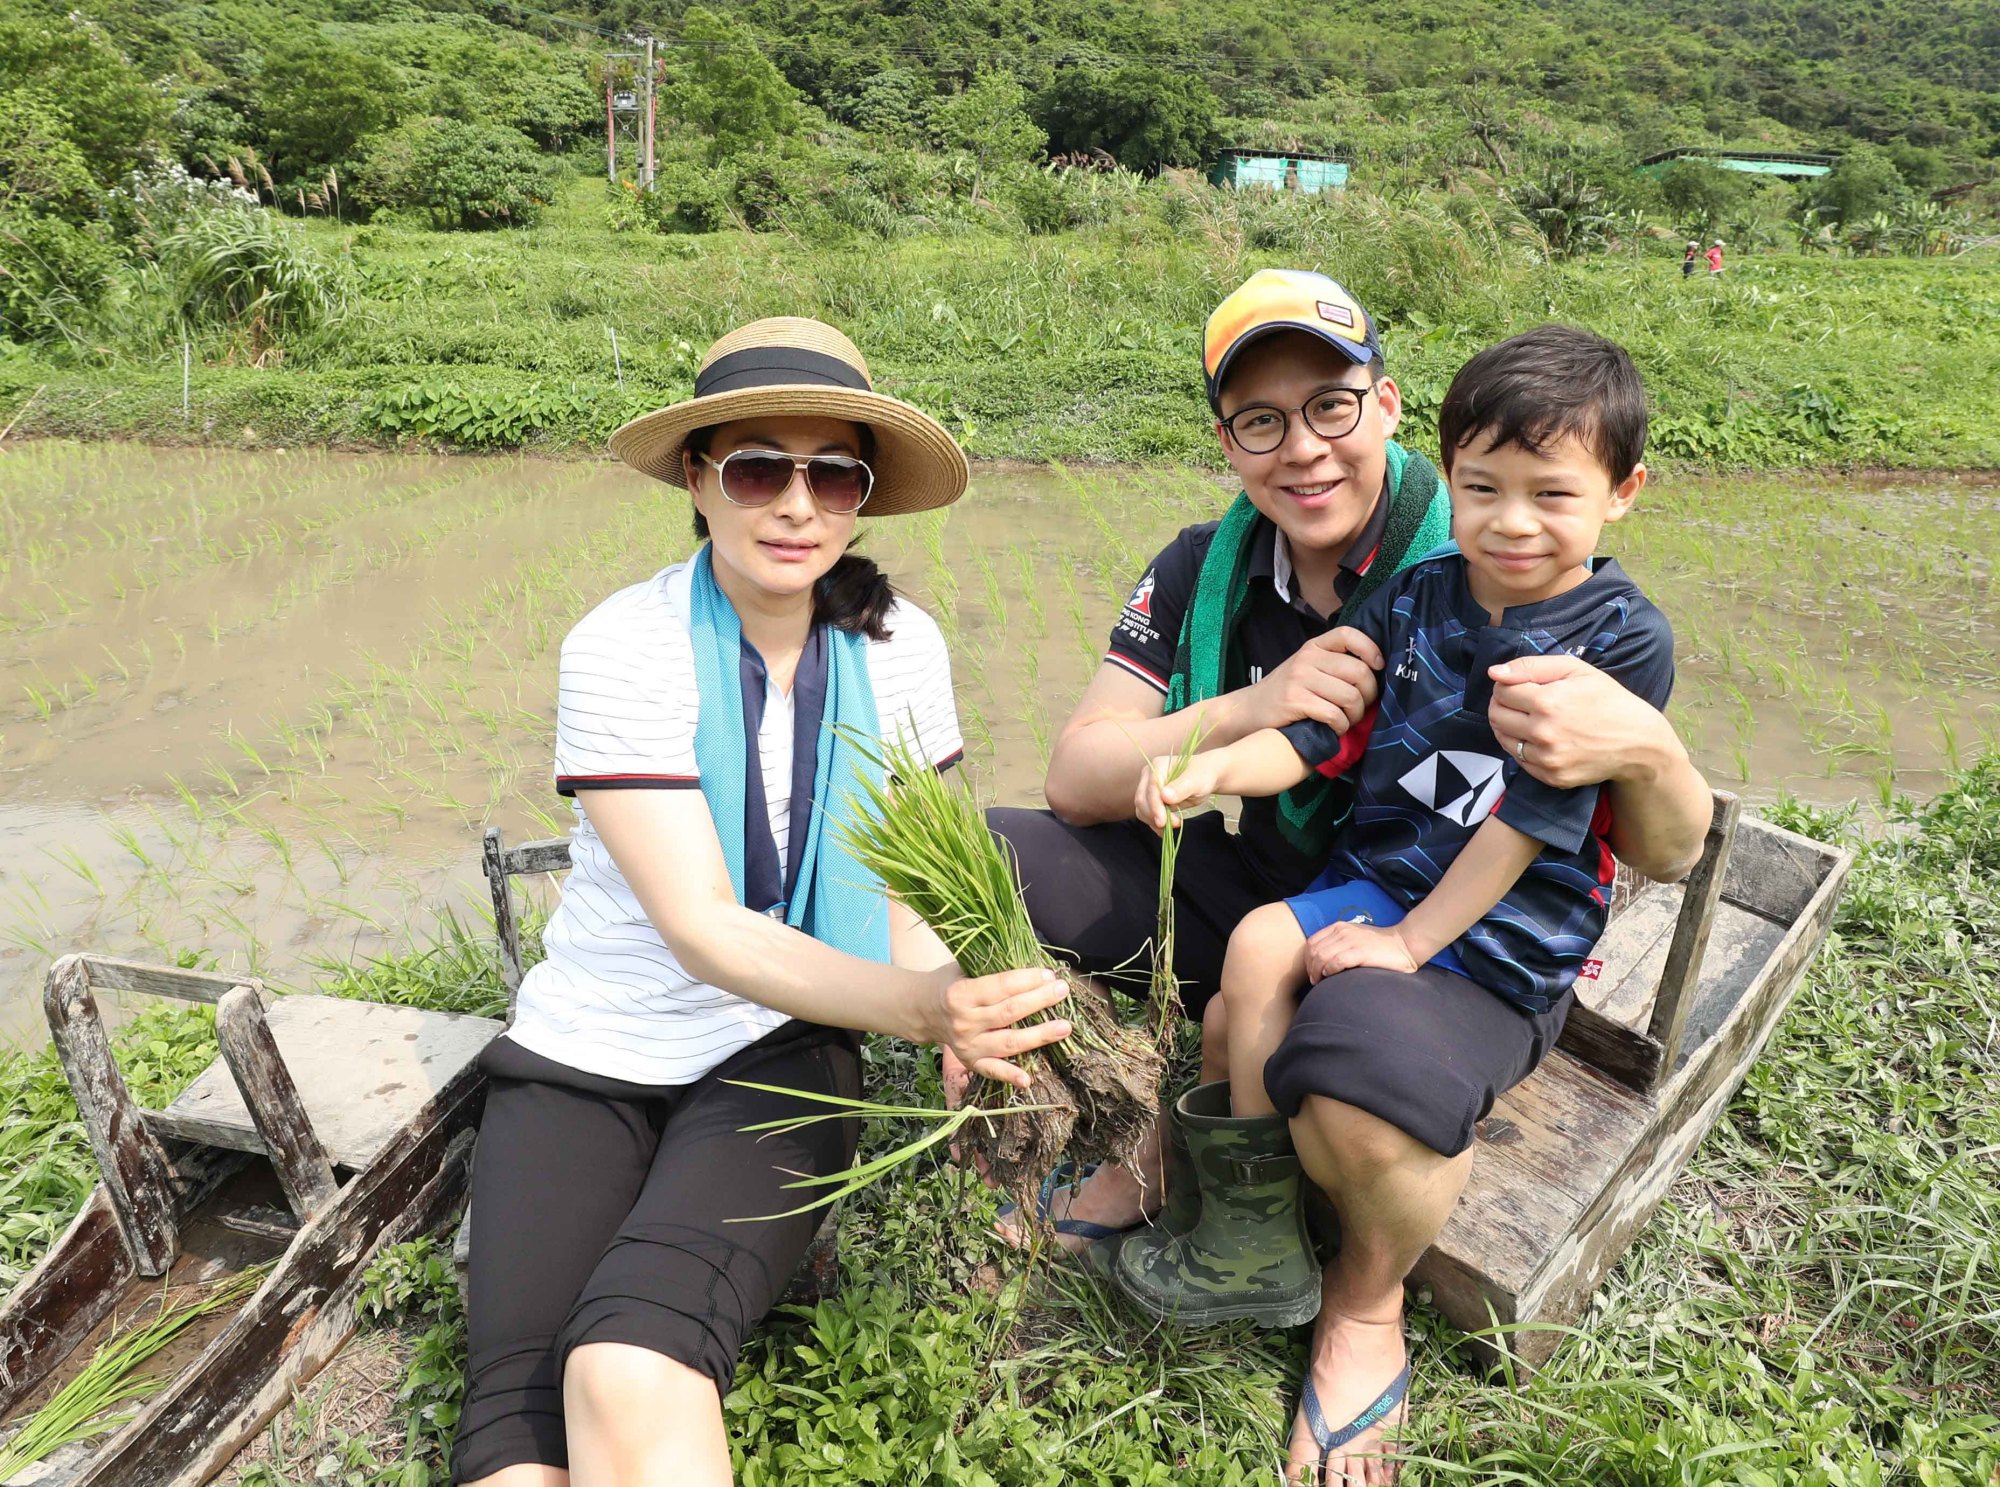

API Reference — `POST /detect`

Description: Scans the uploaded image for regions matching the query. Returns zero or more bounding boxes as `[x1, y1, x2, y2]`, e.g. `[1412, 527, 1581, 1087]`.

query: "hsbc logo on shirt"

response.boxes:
[1398, 750, 1507, 826]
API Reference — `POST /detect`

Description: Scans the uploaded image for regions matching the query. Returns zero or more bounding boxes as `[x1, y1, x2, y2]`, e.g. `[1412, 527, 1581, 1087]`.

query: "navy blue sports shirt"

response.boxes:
[1279, 552, 1676, 1013]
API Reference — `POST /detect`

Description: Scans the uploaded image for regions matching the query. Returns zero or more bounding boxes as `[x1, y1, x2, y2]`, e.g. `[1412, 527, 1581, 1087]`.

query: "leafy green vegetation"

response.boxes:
[4, 179, 1995, 468]
[5, 756, 1996, 1482]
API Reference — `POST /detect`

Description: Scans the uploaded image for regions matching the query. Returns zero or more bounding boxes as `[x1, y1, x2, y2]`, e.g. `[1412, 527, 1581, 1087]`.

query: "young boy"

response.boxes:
[1135, 325, 1675, 1119]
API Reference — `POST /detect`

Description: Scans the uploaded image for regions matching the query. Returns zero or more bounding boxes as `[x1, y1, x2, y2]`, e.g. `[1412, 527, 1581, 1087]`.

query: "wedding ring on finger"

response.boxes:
[1515, 737, 1528, 761]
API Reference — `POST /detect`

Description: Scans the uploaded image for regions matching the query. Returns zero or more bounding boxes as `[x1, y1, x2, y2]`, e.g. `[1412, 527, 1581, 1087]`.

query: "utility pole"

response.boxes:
[605, 42, 658, 188]
[642, 36, 657, 189]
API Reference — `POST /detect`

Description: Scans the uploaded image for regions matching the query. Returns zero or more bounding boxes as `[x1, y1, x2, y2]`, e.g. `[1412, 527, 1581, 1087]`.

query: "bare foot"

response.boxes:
[1285, 1303, 1409, 1485]
[994, 1158, 1162, 1254]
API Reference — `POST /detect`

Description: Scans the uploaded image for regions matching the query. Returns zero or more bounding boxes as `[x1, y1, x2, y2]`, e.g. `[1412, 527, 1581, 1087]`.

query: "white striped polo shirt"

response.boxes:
[505, 560, 964, 1085]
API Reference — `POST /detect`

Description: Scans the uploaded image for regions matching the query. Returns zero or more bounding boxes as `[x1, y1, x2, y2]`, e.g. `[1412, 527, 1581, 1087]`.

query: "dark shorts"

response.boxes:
[987, 806, 1304, 1021]
[450, 1019, 860, 1484]
[1263, 964, 1573, 1158]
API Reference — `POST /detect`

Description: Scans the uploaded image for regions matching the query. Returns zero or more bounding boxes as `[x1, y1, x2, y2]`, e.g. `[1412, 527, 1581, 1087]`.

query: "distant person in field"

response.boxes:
[1707, 240, 1726, 274]
[975, 270, 1713, 1485]
[1682, 241, 1700, 277]
[451, 318, 1069, 1487]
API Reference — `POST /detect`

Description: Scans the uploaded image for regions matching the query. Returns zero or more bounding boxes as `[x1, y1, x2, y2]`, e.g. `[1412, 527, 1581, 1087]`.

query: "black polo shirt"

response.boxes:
[1105, 487, 1391, 893]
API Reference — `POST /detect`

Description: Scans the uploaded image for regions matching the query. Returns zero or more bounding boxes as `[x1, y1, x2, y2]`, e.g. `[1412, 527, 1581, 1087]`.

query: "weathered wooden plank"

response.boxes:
[215, 988, 341, 1221]
[1665, 903, 1787, 1076]
[68, 957, 257, 1006]
[483, 828, 525, 998]
[0, 1195, 128, 1422]
[163, 998, 501, 1170]
[499, 839, 572, 878]
[1418, 1050, 1652, 1312]
[43, 958, 180, 1277]
[1646, 793, 1741, 1085]
[1576, 884, 1681, 1030]
[1554, 1003, 1663, 1093]
[142, 1108, 267, 1155]
[1719, 814, 1837, 924]
[68, 1073, 484, 1487]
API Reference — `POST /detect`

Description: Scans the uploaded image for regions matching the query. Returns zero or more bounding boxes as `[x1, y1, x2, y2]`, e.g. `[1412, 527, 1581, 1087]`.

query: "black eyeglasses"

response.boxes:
[695, 449, 875, 514]
[1219, 386, 1374, 454]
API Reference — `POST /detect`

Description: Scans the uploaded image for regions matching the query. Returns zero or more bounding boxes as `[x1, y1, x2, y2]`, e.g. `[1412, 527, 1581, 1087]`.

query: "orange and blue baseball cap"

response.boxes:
[1203, 269, 1383, 411]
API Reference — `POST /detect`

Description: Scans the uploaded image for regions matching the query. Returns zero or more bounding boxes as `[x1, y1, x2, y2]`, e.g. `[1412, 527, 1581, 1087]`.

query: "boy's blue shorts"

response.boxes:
[1283, 874, 1468, 977]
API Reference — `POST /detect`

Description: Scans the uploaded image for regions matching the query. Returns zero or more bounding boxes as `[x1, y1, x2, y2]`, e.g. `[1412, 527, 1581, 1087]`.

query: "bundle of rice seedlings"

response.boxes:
[836, 735, 1168, 1210]
[0, 1267, 264, 1477]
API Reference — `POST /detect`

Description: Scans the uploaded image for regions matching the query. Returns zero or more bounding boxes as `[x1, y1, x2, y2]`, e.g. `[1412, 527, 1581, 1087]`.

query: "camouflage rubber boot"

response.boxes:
[1112, 1081, 1321, 1328]
[1155, 1107, 1201, 1236]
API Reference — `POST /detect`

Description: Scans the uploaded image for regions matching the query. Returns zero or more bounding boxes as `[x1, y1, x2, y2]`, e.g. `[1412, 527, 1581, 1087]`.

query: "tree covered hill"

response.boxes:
[9, 0, 1998, 194]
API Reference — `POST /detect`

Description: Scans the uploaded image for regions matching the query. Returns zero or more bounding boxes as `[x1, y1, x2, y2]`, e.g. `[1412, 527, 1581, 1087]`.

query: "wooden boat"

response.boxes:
[1416, 791, 1855, 1366]
[0, 955, 501, 1486]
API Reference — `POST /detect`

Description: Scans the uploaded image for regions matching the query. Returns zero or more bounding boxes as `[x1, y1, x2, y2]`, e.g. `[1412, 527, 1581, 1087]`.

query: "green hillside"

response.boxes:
[3, 0, 1996, 463]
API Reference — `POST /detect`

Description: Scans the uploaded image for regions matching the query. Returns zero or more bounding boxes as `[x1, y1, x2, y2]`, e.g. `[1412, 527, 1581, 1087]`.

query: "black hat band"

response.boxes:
[694, 346, 873, 398]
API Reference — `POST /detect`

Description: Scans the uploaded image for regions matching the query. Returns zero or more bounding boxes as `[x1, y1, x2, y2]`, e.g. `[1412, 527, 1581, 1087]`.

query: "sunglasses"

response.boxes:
[695, 449, 874, 514]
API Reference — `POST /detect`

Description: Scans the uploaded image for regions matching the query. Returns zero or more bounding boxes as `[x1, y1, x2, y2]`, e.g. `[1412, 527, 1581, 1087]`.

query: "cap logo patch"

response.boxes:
[1317, 301, 1356, 328]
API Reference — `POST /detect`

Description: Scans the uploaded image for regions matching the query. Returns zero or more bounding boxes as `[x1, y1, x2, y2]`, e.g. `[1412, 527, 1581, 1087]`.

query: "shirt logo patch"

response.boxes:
[1125, 571, 1156, 620]
[1398, 750, 1507, 826]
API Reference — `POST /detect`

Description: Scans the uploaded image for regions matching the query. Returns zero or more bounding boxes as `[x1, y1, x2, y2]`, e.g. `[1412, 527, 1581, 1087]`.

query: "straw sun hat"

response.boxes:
[608, 317, 969, 517]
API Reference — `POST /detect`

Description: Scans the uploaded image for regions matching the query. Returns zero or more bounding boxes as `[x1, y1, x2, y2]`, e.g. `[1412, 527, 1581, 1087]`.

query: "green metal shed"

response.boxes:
[1210, 148, 1350, 194]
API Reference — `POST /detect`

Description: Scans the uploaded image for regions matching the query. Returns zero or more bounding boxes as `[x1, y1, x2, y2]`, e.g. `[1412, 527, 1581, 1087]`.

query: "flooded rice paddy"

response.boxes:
[3, 440, 1996, 1040]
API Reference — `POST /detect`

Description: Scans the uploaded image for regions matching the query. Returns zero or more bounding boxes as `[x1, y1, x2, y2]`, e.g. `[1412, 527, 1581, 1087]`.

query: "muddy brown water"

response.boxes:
[3, 443, 1996, 1043]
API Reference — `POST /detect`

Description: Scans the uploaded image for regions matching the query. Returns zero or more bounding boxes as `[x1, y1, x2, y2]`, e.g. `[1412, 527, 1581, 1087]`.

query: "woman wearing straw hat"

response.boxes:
[452, 317, 1072, 1487]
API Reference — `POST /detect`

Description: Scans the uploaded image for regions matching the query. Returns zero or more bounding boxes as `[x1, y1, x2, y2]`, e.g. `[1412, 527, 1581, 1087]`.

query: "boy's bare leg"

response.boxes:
[1222, 903, 1311, 1117]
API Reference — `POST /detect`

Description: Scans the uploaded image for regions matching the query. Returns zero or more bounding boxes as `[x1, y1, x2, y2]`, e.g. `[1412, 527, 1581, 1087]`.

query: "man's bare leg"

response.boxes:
[1285, 1096, 1473, 1484]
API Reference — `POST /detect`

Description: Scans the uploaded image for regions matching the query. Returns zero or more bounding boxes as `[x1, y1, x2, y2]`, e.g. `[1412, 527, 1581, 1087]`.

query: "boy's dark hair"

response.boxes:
[684, 423, 896, 641]
[1437, 326, 1646, 483]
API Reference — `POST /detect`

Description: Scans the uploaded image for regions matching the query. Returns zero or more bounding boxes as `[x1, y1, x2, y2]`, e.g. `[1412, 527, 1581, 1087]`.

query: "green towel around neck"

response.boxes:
[1164, 440, 1451, 862]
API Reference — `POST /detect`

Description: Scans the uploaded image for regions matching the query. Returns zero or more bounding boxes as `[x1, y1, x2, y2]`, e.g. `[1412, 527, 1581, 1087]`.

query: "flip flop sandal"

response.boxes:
[993, 1160, 1081, 1232]
[1300, 1353, 1411, 1484]
[994, 1162, 1140, 1250]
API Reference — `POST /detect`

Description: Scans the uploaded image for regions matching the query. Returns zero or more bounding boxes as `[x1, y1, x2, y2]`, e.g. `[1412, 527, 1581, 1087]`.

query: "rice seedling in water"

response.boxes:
[836, 733, 1167, 1211]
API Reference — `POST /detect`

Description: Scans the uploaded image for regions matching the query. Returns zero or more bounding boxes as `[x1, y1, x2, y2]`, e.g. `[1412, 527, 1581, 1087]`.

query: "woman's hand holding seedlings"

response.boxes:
[925, 967, 1072, 1091]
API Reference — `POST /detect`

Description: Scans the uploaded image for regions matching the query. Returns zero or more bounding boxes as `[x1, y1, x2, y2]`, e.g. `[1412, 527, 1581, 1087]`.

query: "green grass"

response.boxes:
[4, 179, 1997, 470]
[5, 759, 1997, 1482]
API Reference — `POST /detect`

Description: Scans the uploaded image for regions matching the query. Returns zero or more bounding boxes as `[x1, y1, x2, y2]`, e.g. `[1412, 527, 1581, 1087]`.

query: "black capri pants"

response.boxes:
[451, 1019, 860, 1484]
[991, 806, 1572, 1158]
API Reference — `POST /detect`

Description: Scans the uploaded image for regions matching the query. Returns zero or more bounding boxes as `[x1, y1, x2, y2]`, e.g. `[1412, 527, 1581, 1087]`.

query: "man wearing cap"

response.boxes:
[984, 270, 1712, 1479]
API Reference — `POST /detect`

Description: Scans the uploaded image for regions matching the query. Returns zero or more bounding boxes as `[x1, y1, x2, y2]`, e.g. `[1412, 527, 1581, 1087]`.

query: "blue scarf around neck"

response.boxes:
[686, 544, 891, 964]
